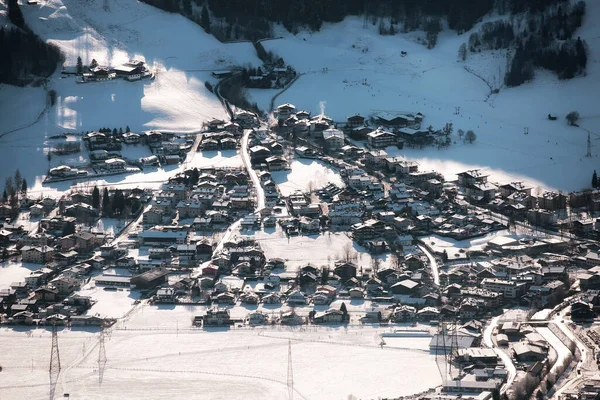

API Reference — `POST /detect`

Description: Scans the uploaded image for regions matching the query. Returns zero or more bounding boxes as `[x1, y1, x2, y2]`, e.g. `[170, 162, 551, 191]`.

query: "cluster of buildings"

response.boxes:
[142, 167, 255, 229]
[198, 119, 242, 151]
[78, 59, 152, 83]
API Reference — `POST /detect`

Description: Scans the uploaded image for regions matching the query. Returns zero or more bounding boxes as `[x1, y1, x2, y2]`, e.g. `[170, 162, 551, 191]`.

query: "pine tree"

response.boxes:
[126, 125, 131, 133]
[4, 177, 14, 197]
[20, 178, 27, 197]
[182, 0, 192, 16]
[92, 186, 100, 209]
[102, 188, 110, 215]
[2, 189, 7, 203]
[14, 169, 22, 194]
[200, 6, 211, 33]
[112, 128, 118, 136]
[90, 59, 98, 68]
[76, 56, 83, 75]
[592, 170, 598, 189]
[340, 302, 349, 322]
[119, 127, 123, 135]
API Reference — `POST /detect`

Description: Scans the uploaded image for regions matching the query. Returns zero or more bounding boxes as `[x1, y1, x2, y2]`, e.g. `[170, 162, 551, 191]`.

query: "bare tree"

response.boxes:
[457, 129, 464, 140]
[465, 130, 477, 143]
[342, 242, 357, 263]
[390, 252, 402, 269]
[370, 256, 381, 273]
[566, 111, 580, 126]
[306, 180, 315, 195]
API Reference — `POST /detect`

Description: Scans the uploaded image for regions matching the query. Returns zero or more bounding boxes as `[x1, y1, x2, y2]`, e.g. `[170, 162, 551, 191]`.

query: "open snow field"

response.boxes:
[0, 310, 441, 400]
[0, 0, 259, 197]
[256, 3, 600, 192]
[0, 261, 38, 290]
[271, 159, 345, 196]
[242, 224, 396, 273]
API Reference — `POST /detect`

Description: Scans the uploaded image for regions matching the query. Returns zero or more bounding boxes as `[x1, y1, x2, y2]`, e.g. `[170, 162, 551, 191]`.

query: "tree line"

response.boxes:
[0, 27, 64, 85]
[140, 0, 496, 42]
[462, 1, 587, 87]
[0, 0, 64, 85]
[2, 169, 28, 219]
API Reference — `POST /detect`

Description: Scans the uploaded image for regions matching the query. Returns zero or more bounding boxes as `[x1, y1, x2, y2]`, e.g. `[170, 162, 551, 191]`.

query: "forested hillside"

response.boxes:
[0, 0, 64, 85]
[139, 0, 590, 87]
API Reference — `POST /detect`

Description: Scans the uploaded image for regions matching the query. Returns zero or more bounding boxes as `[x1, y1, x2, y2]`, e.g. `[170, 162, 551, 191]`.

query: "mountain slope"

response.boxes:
[253, 1, 600, 191]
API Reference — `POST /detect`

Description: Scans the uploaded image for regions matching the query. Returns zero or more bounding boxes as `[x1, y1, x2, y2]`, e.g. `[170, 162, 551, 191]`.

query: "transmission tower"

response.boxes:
[49, 323, 61, 375]
[586, 132, 592, 157]
[287, 339, 294, 400]
[449, 320, 460, 380]
[98, 330, 107, 385]
[434, 320, 448, 381]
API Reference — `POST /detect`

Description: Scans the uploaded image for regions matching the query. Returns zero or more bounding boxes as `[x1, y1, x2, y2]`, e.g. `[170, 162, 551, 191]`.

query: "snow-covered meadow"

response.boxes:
[254, 4, 600, 192]
[0, 0, 260, 197]
[0, 315, 441, 400]
[271, 159, 345, 196]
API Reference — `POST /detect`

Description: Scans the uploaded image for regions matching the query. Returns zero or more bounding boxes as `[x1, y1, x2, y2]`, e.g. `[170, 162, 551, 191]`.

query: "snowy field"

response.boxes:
[0, 0, 259, 197]
[256, 4, 600, 192]
[0, 261, 39, 290]
[421, 230, 515, 260]
[271, 159, 345, 196]
[0, 312, 441, 400]
[238, 224, 396, 273]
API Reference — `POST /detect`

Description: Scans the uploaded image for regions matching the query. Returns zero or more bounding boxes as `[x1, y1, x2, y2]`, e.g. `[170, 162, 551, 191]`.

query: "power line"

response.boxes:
[98, 330, 107, 385]
[287, 339, 294, 400]
[50, 323, 61, 375]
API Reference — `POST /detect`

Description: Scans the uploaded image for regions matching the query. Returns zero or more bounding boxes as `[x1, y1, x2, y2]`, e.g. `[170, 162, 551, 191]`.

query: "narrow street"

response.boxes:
[417, 244, 440, 286]
[483, 315, 517, 394]
[211, 128, 266, 257]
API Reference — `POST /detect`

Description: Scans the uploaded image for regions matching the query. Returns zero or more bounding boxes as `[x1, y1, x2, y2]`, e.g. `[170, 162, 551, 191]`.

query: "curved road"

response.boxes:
[483, 315, 517, 394]
[212, 128, 266, 257]
[418, 244, 440, 286]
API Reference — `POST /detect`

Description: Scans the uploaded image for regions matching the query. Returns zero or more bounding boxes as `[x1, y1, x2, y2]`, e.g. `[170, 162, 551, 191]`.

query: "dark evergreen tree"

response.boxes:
[7, 0, 26, 30]
[340, 302, 349, 322]
[112, 128, 118, 136]
[182, 0, 192, 16]
[592, 170, 598, 189]
[576, 36, 587, 70]
[20, 179, 27, 197]
[0, 27, 64, 85]
[119, 127, 123, 135]
[200, 6, 211, 33]
[4, 177, 14, 197]
[92, 186, 100, 209]
[126, 125, 131, 133]
[102, 188, 110, 214]
[76, 56, 83, 75]
[13, 169, 22, 193]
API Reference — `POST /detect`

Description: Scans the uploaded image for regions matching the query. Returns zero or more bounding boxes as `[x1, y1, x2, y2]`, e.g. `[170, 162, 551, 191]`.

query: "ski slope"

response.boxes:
[256, 3, 600, 192]
[0, 0, 260, 197]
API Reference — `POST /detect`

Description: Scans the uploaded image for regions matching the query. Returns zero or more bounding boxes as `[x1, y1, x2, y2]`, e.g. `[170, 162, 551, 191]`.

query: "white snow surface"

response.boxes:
[256, 4, 600, 192]
[0, 0, 260, 197]
[0, 311, 441, 400]
[271, 159, 345, 196]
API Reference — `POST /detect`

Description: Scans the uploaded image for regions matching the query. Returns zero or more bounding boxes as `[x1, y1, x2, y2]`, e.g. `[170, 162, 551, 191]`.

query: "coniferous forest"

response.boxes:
[139, 0, 588, 87]
[0, 0, 64, 85]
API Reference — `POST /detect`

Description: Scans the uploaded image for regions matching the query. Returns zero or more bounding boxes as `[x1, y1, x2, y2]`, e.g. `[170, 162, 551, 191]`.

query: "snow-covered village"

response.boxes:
[2, 0, 600, 399]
